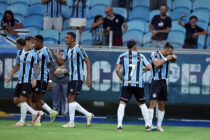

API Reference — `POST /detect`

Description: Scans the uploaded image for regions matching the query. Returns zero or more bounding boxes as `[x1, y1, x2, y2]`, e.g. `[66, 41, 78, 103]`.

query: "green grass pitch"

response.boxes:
[0, 120, 209, 140]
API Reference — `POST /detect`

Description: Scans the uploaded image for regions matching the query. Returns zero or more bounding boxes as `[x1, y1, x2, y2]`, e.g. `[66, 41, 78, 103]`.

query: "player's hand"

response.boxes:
[5, 77, 11, 83]
[152, 30, 158, 37]
[166, 55, 173, 61]
[172, 54, 177, 60]
[32, 79, 37, 88]
[180, 14, 186, 18]
[47, 82, 53, 90]
[86, 77, 91, 87]
[52, 49, 57, 56]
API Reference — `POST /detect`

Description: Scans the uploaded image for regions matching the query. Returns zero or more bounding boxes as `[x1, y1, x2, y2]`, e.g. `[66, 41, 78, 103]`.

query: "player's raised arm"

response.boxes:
[152, 53, 172, 67]
[5, 63, 20, 83]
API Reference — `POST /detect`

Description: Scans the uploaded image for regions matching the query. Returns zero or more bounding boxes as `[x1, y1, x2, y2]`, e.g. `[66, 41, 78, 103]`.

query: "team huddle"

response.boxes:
[5, 32, 177, 132]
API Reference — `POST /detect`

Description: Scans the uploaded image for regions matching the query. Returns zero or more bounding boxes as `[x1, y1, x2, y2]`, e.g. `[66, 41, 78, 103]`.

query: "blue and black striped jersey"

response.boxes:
[149, 51, 169, 81]
[36, 47, 54, 82]
[116, 51, 149, 88]
[62, 44, 88, 81]
[16, 48, 38, 84]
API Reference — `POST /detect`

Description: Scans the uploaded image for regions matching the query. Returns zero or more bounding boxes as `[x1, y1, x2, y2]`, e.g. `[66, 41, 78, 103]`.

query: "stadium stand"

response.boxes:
[123, 30, 143, 47]
[192, 0, 210, 11]
[30, 0, 42, 5]
[63, 19, 70, 30]
[6, 3, 28, 17]
[132, 0, 150, 9]
[39, 29, 59, 45]
[127, 20, 146, 33]
[9, 0, 29, 5]
[113, 7, 127, 20]
[61, 5, 72, 19]
[167, 31, 185, 48]
[197, 35, 206, 49]
[85, 18, 94, 31]
[28, 4, 46, 17]
[142, 32, 151, 48]
[172, 0, 192, 11]
[170, 8, 191, 22]
[27, 26, 40, 36]
[23, 15, 43, 30]
[0, 1, 8, 15]
[81, 30, 92, 45]
[171, 21, 185, 33]
[129, 7, 149, 22]
[90, 0, 112, 8]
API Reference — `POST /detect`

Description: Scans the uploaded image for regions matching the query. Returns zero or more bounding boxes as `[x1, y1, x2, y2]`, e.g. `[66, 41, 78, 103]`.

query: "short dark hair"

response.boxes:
[35, 34, 44, 43]
[94, 15, 103, 23]
[59, 49, 64, 53]
[164, 42, 174, 50]
[160, 4, 167, 9]
[16, 38, 25, 46]
[67, 32, 76, 41]
[127, 40, 137, 49]
[25, 36, 34, 41]
[190, 16, 198, 21]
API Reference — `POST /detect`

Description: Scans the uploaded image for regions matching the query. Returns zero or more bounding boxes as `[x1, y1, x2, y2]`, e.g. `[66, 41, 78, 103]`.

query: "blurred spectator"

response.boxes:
[91, 15, 106, 45]
[149, 4, 171, 48]
[178, 15, 208, 49]
[1, 10, 24, 37]
[42, 0, 66, 31]
[103, 6, 128, 46]
[52, 49, 69, 116]
[16, 38, 25, 50]
[70, 0, 87, 36]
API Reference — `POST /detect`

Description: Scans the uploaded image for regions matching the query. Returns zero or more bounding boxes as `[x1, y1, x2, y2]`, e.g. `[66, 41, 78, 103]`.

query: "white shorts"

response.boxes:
[43, 16, 63, 31]
[70, 18, 86, 27]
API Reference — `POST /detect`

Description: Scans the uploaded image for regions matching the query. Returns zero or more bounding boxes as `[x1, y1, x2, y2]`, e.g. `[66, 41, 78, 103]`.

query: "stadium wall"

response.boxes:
[0, 46, 210, 119]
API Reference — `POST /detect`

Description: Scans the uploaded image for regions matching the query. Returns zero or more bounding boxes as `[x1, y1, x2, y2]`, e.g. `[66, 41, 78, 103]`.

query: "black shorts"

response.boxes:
[67, 80, 83, 95]
[149, 79, 168, 101]
[120, 86, 146, 103]
[32, 80, 48, 94]
[13, 83, 32, 97]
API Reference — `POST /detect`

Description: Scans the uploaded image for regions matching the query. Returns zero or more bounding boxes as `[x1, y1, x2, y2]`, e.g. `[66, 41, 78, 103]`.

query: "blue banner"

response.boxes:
[0, 49, 210, 105]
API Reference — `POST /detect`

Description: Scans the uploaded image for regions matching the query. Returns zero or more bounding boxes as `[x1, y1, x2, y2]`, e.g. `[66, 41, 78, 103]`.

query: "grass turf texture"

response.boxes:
[0, 120, 209, 140]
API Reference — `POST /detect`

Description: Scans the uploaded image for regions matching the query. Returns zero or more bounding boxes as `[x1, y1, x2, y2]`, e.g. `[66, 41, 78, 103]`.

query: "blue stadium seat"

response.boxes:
[190, 10, 209, 25]
[61, 5, 72, 18]
[0, 1, 8, 15]
[208, 26, 210, 33]
[149, 10, 159, 22]
[145, 22, 150, 33]
[197, 35, 206, 49]
[7, 3, 28, 17]
[167, 31, 185, 48]
[85, 18, 94, 30]
[129, 7, 149, 22]
[123, 30, 143, 47]
[90, 0, 112, 7]
[60, 29, 76, 44]
[167, 0, 172, 11]
[28, 4, 46, 16]
[172, 0, 192, 11]
[63, 19, 70, 30]
[81, 30, 92, 45]
[197, 21, 208, 30]
[207, 35, 210, 49]
[26, 27, 40, 36]
[193, 0, 210, 11]
[142, 32, 151, 48]
[113, 8, 127, 20]
[23, 15, 43, 30]
[0, 14, 3, 21]
[170, 8, 191, 22]
[14, 14, 24, 22]
[88, 7, 105, 19]
[132, 0, 150, 8]
[127, 20, 146, 33]
[30, 0, 42, 5]
[39, 29, 59, 45]
[171, 21, 185, 33]
[10, 0, 29, 5]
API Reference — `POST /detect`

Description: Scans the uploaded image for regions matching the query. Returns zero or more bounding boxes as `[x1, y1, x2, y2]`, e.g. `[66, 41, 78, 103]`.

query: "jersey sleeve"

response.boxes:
[197, 26, 204, 32]
[77, 46, 88, 60]
[62, 48, 68, 60]
[151, 52, 158, 60]
[116, 55, 123, 65]
[167, 17, 172, 28]
[46, 48, 54, 63]
[16, 50, 20, 63]
[33, 51, 38, 65]
[142, 55, 149, 66]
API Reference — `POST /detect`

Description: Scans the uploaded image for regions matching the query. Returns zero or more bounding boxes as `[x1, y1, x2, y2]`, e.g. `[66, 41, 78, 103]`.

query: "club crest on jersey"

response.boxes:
[152, 93, 157, 98]
[115, 18, 119, 23]
[22, 90, 26, 94]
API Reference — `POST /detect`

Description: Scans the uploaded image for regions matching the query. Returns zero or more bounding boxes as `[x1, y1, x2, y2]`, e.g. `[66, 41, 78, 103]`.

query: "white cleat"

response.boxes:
[86, 113, 94, 127]
[157, 126, 164, 132]
[13, 121, 25, 127]
[151, 125, 157, 131]
[61, 123, 75, 128]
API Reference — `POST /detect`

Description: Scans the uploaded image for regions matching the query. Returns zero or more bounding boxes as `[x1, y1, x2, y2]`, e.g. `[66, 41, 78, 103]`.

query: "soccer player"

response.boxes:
[148, 42, 177, 132]
[5, 36, 42, 126]
[31, 35, 58, 126]
[52, 32, 94, 128]
[115, 40, 152, 131]
[16, 38, 25, 50]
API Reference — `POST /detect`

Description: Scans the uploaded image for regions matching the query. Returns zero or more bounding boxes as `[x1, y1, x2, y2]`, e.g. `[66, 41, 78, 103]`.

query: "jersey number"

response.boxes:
[129, 64, 136, 77]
